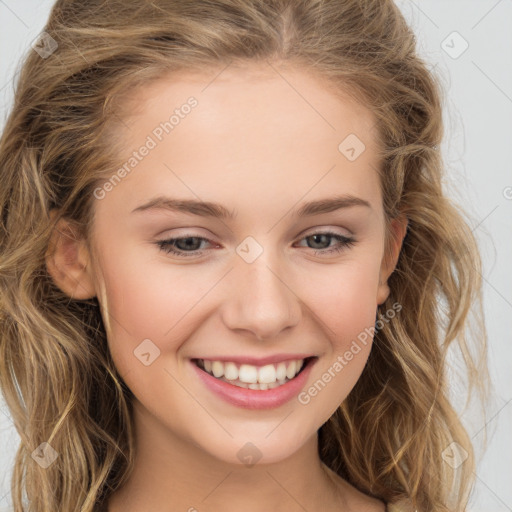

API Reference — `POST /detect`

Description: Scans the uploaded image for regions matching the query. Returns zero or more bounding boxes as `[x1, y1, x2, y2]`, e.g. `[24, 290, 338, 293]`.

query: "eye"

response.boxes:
[294, 230, 356, 255]
[156, 235, 214, 257]
[155, 230, 356, 258]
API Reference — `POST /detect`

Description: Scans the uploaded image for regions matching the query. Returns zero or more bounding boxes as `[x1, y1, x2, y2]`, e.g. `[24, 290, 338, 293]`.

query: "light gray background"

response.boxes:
[0, 1, 511, 510]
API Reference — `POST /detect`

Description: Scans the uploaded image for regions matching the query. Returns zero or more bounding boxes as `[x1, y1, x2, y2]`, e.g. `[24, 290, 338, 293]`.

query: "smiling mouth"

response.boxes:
[192, 356, 316, 390]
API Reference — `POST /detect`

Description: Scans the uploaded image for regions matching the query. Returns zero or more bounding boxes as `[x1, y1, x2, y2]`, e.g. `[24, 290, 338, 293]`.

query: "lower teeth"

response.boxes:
[215, 375, 292, 390]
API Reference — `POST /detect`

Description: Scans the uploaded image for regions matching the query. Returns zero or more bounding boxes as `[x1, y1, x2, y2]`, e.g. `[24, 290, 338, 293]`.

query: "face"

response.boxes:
[49, 63, 405, 466]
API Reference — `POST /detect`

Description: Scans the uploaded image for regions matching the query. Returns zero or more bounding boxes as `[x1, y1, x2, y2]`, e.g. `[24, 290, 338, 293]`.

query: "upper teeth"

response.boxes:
[198, 359, 305, 384]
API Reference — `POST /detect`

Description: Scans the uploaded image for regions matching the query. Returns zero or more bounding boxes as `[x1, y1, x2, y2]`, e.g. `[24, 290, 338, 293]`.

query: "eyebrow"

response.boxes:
[131, 194, 371, 219]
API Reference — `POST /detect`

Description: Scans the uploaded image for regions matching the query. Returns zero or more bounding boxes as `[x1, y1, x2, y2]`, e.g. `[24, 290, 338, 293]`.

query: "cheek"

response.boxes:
[97, 240, 209, 334]
[94, 240, 233, 385]
[304, 257, 381, 344]
[298, 270, 378, 411]
[292, 259, 381, 420]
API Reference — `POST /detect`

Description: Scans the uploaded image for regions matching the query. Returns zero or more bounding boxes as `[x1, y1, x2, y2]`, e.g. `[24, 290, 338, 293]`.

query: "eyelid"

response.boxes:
[155, 227, 356, 259]
[299, 225, 353, 238]
[156, 225, 352, 245]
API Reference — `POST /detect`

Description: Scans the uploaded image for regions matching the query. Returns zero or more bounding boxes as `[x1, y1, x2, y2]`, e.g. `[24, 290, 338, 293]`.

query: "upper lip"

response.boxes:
[191, 353, 316, 366]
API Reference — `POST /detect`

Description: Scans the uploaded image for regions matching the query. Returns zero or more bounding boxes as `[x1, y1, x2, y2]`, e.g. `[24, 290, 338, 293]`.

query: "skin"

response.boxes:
[46, 62, 407, 512]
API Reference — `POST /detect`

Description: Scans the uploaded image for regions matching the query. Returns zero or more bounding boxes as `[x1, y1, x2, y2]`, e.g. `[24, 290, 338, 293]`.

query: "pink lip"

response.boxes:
[191, 357, 317, 410]
[192, 353, 315, 366]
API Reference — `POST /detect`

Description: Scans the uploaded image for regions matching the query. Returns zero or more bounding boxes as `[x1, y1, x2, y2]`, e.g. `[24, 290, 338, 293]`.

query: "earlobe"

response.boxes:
[45, 214, 96, 300]
[376, 214, 408, 305]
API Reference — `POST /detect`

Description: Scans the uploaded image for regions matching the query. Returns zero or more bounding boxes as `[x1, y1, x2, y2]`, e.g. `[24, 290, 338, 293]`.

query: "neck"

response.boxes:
[106, 399, 346, 512]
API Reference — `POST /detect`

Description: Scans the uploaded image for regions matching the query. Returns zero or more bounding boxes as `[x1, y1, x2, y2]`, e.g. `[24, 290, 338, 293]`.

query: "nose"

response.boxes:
[221, 255, 302, 341]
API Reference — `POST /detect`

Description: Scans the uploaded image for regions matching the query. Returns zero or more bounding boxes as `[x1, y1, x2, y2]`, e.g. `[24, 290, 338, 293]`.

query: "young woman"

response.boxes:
[0, 1, 488, 511]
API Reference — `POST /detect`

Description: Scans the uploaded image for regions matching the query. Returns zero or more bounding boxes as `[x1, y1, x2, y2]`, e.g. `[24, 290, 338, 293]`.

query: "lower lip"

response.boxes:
[191, 358, 317, 410]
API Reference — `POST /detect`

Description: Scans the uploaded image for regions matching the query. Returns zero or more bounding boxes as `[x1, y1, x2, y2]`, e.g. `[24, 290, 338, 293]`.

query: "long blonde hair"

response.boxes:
[0, 1, 488, 511]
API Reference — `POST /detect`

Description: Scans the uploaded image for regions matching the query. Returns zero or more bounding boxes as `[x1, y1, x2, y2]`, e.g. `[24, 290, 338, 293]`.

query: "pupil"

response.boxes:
[179, 237, 199, 250]
[311, 234, 327, 249]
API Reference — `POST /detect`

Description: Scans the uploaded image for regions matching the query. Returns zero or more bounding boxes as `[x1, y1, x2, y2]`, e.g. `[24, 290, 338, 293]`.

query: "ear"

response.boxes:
[376, 214, 408, 305]
[45, 211, 96, 299]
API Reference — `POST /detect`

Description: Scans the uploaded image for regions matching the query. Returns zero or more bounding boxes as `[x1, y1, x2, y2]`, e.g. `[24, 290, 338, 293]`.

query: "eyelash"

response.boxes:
[155, 230, 356, 258]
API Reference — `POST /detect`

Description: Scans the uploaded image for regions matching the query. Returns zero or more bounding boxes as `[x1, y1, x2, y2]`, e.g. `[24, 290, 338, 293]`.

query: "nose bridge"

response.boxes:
[221, 242, 301, 340]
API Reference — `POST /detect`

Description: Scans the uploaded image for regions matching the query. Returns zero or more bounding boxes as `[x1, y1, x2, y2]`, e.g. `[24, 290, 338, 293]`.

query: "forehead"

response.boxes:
[98, 62, 382, 223]
[118, 61, 378, 144]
